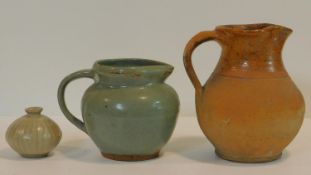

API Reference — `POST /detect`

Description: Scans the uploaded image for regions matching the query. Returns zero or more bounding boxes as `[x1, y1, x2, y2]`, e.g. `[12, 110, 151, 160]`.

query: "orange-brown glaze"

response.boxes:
[184, 23, 305, 162]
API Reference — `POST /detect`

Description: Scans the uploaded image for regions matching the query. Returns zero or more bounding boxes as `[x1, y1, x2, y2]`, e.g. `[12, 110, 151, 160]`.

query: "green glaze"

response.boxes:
[58, 58, 179, 159]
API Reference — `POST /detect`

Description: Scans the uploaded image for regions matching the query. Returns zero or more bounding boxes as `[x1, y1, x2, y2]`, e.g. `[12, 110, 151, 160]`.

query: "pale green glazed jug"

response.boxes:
[57, 58, 179, 161]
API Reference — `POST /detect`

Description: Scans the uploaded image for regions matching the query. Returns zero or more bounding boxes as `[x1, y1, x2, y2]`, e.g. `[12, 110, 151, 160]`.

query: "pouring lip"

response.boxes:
[93, 58, 174, 73]
[215, 23, 293, 34]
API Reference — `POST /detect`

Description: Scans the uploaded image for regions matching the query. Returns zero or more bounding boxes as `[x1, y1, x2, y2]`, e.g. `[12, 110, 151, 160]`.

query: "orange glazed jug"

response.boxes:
[183, 23, 305, 163]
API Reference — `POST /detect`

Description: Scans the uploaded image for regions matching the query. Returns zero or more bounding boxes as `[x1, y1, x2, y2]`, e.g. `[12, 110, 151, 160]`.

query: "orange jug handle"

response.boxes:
[183, 31, 219, 96]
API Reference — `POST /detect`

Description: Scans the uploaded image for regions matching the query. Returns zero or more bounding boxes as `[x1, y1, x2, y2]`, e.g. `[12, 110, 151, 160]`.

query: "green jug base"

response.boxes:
[101, 152, 159, 161]
[215, 150, 282, 163]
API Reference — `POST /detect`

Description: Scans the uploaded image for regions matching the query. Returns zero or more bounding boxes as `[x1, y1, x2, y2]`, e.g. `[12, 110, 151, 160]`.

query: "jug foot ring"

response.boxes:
[215, 150, 282, 163]
[20, 153, 49, 158]
[101, 152, 159, 161]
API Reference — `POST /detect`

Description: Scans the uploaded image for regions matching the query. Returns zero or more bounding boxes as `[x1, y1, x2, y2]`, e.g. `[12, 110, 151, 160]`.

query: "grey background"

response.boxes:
[0, 0, 310, 118]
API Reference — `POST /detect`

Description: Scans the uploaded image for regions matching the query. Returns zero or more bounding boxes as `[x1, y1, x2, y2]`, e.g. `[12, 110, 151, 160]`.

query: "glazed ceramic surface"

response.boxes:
[183, 23, 305, 163]
[58, 58, 179, 161]
[6, 107, 62, 158]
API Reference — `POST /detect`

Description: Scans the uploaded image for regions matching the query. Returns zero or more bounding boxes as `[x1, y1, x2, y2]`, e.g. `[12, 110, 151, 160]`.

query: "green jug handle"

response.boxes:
[183, 31, 220, 96]
[57, 69, 95, 134]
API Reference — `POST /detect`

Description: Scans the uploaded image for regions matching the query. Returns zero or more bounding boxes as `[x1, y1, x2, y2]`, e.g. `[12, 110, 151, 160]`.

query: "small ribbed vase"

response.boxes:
[6, 107, 62, 158]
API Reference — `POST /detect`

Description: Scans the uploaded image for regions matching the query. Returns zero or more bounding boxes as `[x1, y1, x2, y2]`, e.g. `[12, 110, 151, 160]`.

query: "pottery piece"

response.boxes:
[57, 58, 179, 161]
[183, 23, 305, 163]
[6, 107, 62, 158]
